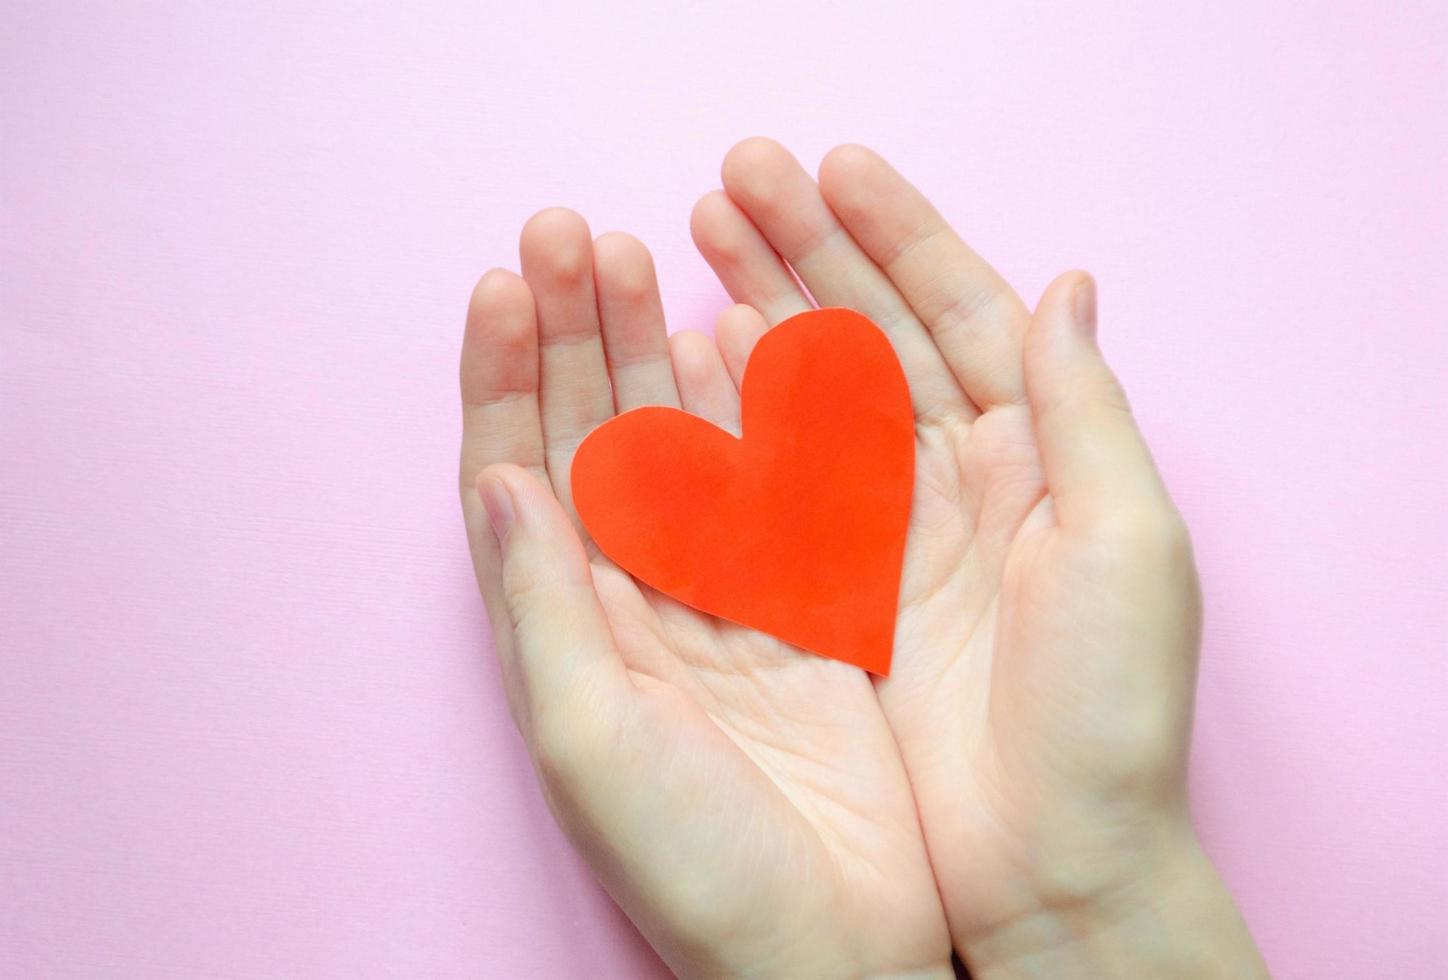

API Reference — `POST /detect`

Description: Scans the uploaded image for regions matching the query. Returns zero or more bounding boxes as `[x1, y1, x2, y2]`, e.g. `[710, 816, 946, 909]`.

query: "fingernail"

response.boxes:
[1072, 276, 1097, 337]
[478, 475, 515, 544]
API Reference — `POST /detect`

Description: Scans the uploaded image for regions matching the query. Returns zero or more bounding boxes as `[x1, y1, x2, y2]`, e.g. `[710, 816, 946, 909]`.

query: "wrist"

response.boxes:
[959, 827, 1267, 979]
[678, 951, 957, 980]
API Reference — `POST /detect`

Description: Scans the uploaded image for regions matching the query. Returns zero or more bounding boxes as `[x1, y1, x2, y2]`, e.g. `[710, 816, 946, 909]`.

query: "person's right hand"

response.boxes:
[459, 210, 953, 979]
[689, 139, 1268, 978]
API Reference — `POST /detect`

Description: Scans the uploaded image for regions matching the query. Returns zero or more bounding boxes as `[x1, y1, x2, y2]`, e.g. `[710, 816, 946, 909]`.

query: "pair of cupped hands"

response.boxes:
[459, 140, 1266, 979]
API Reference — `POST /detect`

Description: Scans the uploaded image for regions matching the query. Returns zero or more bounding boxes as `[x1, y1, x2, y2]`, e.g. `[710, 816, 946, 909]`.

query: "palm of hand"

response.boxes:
[584, 560, 952, 976]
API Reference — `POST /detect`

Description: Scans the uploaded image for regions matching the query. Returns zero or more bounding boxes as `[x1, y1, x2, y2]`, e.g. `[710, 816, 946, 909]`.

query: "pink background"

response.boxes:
[3, 3, 1446, 977]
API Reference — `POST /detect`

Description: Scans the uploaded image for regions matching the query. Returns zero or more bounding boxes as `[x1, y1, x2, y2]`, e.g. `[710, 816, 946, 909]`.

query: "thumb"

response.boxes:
[1023, 271, 1172, 529]
[475, 463, 630, 729]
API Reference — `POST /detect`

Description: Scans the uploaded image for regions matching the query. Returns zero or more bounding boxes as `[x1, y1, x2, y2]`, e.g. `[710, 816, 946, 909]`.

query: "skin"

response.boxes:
[459, 140, 1268, 978]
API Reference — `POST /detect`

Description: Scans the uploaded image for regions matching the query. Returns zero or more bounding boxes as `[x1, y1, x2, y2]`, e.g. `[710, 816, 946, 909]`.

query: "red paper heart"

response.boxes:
[571, 307, 914, 675]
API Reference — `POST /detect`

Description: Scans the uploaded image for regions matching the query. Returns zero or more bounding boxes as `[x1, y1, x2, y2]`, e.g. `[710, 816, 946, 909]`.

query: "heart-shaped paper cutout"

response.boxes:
[571, 307, 914, 675]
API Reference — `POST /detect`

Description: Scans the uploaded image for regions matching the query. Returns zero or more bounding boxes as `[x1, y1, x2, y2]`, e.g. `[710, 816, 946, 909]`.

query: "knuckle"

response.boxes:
[502, 558, 545, 611]
[528, 682, 625, 795]
[1043, 362, 1134, 422]
[934, 279, 994, 333]
[531, 711, 586, 788]
[1063, 370, 1132, 419]
[1091, 505, 1194, 569]
[1094, 371, 1134, 416]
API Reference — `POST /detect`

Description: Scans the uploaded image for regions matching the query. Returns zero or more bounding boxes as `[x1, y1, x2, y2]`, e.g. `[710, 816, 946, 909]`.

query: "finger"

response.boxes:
[593, 232, 681, 412]
[460, 269, 547, 490]
[689, 190, 812, 325]
[459, 269, 548, 724]
[720, 137, 971, 424]
[714, 303, 769, 389]
[459, 271, 546, 573]
[1023, 272, 1172, 527]
[519, 208, 615, 519]
[818, 143, 1030, 410]
[670, 329, 740, 433]
[475, 463, 632, 738]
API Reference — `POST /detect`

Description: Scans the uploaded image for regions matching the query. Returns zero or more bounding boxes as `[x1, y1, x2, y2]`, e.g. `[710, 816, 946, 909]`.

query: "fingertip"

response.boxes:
[475, 465, 519, 545]
[592, 230, 657, 303]
[522, 205, 590, 238]
[721, 136, 787, 174]
[476, 461, 530, 505]
[817, 142, 884, 192]
[1027, 269, 1098, 360]
[721, 136, 799, 203]
[1038, 268, 1095, 318]
[1025, 269, 1162, 525]
[689, 190, 737, 253]
[1071, 272, 1098, 338]
[520, 207, 594, 286]
[670, 329, 739, 431]
[690, 190, 771, 278]
[668, 329, 715, 382]
[816, 144, 917, 233]
[467, 268, 531, 323]
[714, 304, 769, 387]
[477, 462, 571, 546]
[715, 302, 768, 336]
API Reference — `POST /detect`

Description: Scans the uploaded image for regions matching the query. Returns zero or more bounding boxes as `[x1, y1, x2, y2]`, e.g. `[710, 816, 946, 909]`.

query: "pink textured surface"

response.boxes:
[2, 3, 1445, 977]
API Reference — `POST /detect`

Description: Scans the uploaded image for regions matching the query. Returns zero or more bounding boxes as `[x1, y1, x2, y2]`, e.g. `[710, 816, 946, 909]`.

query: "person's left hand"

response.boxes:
[687, 139, 1264, 978]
